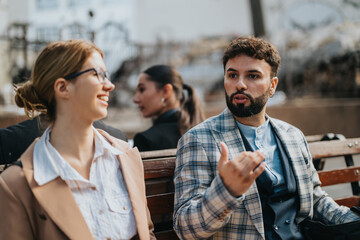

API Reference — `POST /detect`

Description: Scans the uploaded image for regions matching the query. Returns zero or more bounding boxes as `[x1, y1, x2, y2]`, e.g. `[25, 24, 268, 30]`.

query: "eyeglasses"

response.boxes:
[64, 67, 110, 83]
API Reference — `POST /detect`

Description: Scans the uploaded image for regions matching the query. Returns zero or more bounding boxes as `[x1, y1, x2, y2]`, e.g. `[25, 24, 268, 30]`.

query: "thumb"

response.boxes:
[218, 142, 229, 169]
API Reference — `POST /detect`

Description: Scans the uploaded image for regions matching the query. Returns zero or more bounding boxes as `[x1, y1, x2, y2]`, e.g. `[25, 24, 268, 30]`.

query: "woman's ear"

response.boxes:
[54, 78, 71, 99]
[162, 83, 173, 100]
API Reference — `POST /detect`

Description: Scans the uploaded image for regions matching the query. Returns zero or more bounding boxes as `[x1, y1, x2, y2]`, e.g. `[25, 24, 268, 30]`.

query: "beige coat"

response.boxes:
[0, 130, 155, 240]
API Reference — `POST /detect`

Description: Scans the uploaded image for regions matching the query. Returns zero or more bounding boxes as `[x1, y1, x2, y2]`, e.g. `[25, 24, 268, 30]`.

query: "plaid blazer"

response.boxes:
[173, 108, 359, 240]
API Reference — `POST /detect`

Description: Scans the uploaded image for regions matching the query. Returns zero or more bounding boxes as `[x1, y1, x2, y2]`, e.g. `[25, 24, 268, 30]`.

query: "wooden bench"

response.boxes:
[141, 137, 360, 239]
[1, 136, 359, 239]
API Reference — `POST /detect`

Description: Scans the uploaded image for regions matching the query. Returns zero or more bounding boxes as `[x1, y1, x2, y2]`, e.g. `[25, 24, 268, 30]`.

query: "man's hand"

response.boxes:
[218, 142, 266, 197]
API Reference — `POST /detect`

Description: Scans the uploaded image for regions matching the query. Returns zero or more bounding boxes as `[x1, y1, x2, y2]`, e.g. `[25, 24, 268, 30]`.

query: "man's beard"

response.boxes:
[225, 89, 270, 118]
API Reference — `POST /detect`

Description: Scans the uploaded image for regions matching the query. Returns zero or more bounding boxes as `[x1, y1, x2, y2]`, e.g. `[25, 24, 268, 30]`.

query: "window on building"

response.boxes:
[68, 0, 91, 7]
[69, 24, 86, 38]
[36, 0, 58, 9]
[102, 0, 124, 4]
[36, 26, 59, 42]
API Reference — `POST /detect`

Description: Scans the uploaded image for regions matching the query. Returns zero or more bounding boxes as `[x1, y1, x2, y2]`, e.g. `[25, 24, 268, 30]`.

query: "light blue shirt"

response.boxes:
[236, 119, 286, 192]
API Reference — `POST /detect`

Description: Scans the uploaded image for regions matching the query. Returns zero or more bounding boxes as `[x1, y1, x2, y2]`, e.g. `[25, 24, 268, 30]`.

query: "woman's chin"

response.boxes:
[141, 112, 150, 118]
[93, 110, 108, 121]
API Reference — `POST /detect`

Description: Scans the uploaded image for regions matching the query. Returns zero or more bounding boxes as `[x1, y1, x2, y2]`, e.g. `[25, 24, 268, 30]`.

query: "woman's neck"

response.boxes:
[50, 115, 95, 180]
[157, 98, 181, 118]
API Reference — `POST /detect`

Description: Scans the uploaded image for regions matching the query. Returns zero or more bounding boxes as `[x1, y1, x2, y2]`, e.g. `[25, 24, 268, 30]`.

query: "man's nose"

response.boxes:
[235, 77, 247, 90]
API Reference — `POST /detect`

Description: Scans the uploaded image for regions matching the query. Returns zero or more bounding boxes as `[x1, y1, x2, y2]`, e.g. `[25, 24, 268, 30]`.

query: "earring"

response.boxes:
[161, 97, 166, 107]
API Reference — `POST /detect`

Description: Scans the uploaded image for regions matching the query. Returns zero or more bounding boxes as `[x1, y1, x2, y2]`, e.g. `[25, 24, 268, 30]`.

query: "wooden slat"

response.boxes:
[143, 158, 176, 179]
[141, 148, 177, 160]
[145, 178, 174, 195]
[155, 230, 179, 240]
[308, 138, 360, 159]
[334, 196, 360, 208]
[305, 134, 324, 143]
[147, 193, 174, 215]
[318, 166, 360, 186]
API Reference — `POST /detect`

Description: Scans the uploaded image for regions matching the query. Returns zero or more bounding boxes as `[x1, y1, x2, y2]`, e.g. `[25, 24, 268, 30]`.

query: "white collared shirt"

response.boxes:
[33, 127, 137, 240]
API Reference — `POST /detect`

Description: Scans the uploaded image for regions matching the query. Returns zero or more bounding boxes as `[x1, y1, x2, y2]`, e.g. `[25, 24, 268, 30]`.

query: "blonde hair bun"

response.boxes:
[14, 82, 47, 119]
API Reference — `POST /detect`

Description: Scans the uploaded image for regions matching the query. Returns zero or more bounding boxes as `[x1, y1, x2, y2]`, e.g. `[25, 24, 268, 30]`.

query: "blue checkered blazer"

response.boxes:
[173, 108, 359, 239]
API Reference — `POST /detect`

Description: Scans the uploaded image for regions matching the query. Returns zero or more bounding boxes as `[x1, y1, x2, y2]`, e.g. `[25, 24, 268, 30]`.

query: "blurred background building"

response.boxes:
[0, 0, 359, 137]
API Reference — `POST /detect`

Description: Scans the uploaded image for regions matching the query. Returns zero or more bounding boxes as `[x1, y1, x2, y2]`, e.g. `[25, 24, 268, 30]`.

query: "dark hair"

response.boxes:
[14, 39, 103, 122]
[143, 65, 205, 135]
[223, 36, 281, 77]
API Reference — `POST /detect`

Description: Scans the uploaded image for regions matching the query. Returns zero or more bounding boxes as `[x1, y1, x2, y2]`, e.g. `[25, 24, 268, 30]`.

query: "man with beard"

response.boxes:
[173, 36, 359, 239]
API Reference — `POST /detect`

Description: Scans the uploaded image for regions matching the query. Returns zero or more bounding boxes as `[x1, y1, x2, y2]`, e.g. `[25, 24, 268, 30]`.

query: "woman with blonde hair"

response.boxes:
[0, 39, 155, 240]
[133, 65, 205, 151]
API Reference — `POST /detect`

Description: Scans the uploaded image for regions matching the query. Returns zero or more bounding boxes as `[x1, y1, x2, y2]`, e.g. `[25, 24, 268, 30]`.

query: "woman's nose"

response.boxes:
[103, 80, 115, 91]
[133, 93, 139, 103]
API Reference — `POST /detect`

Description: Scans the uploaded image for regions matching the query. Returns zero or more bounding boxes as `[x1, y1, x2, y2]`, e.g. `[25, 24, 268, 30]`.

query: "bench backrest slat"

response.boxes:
[318, 166, 360, 186]
[147, 193, 175, 215]
[334, 196, 360, 208]
[308, 138, 360, 159]
[143, 158, 176, 179]
[141, 149, 177, 160]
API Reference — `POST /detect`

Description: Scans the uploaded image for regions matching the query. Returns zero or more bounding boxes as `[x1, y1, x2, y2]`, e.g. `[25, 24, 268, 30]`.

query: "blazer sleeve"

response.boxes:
[0, 168, 34, 240]
[173, 132, 243, 239]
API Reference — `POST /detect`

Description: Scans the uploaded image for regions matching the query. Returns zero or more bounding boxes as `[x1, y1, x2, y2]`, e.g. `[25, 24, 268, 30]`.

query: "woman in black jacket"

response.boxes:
[133, 65, 205, 151]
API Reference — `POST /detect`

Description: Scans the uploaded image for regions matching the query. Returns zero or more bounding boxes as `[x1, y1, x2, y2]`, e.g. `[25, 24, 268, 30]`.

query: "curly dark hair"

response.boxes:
[223, 36, 281, 77]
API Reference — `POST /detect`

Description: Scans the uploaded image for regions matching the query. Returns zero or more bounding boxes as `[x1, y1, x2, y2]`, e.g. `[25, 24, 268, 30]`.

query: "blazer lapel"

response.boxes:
[213, 108, 265, 238]
[117, 148, 150, 240]
[100, 130, 150, 240]
[21, 141, 93, 240]
[269, 118, 312, 219]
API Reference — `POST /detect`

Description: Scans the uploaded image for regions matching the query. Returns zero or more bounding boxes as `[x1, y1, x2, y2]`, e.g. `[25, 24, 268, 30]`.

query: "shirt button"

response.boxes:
[123, 206, 127, 210]
[273, 225, 279, 230]
[91, 186, 96, 191]
[257, 129, 260, 133]
[285, 220, 291, 224]
[99, 210, 104, 214]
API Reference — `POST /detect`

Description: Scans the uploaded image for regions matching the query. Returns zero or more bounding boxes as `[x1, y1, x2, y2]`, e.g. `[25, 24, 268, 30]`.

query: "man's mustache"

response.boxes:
[230, 91, 253, 102]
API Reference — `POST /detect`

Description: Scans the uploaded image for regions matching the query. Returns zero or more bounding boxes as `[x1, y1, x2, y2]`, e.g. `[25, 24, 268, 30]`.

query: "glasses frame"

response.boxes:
[63, 67, 110, 83]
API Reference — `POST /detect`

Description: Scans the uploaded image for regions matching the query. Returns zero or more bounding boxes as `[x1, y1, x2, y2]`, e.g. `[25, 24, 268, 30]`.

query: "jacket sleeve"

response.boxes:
[173, 132, 243, 239]
[133, 133, 151, 152]
[0, 169, 34, 240]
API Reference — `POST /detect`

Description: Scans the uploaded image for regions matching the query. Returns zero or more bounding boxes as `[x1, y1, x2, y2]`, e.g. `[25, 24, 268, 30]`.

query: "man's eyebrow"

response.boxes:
[248, 69, 262, 74]
[226, 68, 238, 72]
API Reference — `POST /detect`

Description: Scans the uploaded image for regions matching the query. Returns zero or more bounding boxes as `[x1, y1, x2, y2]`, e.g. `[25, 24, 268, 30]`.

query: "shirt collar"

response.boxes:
[33, 127, 123, 186]
[236, 118, 270, 138]
[93, 126, 123, 157]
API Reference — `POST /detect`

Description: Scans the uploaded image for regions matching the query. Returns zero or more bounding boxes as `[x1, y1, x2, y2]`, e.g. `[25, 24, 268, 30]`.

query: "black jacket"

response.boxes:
[0, 117, 127, 164]
[133, 110, 181, 152]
